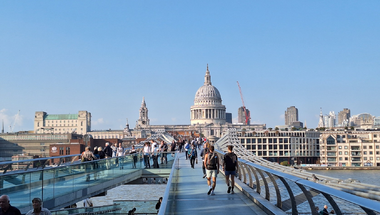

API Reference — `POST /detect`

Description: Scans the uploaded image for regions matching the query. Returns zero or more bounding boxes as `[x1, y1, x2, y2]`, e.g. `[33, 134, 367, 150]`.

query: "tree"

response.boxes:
[291, 127, 297, 131]
[285, 128, 288, 131]
[251, 128, 255, 131]
[275, 127, 279, 131]
[280, 161, 290, 166]
[350, 126, 354, 130]
[268, 127, 273, 131]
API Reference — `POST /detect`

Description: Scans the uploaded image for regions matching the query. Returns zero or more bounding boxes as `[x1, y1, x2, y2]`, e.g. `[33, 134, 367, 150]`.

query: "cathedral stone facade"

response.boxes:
[190, 66, 227, 125]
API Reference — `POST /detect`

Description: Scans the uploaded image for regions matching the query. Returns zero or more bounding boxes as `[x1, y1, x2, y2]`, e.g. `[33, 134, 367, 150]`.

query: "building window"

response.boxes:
[376, 145, 379, 149]
[339, 152, 342, 155]
[369, 146, 373, 149]
[370, 157, 373, 160]
[345, 157, 348, 161]
[66, 147, 70, 155]
[344, 151, 348, 155]
[363, 146, 367, 149]
[59, 147, 64, 155]
[339, 157, 342, 161]
[370, 151, 373, 155]
[364, 151, 367, 155]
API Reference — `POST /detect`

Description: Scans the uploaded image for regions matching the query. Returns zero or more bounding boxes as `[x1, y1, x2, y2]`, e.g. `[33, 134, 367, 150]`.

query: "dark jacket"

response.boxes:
[98, 151, 106, 159]
[104, 145, 112, 157]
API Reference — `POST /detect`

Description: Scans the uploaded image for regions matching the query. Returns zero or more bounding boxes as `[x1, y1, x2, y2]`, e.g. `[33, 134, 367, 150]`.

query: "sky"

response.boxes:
[1, 1, 380, 132]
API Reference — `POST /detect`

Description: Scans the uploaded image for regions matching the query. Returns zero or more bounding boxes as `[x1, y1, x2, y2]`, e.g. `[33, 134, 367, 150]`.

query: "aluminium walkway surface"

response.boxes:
[172, 151, 267, 215]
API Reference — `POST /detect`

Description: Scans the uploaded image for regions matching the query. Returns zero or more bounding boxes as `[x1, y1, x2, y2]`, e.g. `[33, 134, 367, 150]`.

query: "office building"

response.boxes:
[285, 106, 298, 126]
[338, 108, 351, 126]
[238, 107, 250, 125]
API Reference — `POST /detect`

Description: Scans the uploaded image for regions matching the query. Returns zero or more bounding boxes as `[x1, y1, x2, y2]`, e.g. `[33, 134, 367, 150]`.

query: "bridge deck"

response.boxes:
[172, 152, 267, 215]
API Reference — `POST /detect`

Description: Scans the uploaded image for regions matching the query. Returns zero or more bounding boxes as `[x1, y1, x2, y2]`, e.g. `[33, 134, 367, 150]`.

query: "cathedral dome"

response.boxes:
[193, 65, 223, 106]
[190, 65, 226, 126]
[194, 85, 222, 105]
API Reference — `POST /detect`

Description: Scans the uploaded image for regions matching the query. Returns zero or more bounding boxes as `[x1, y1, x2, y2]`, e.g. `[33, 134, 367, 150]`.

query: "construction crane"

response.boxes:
[237, 81, 250, 125]
[9, 110, 20, 132]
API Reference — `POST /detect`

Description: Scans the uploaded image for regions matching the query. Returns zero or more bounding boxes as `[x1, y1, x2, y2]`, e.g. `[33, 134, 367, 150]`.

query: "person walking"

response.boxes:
[103, 142, 112, 158]
[111, 143, 117, 157]
[170, 140, 176, 157]
[81, 147, 98, 181]
[184, 141, 190, 160]
[0, 195, 21, 215]
[159, 141, 168, 164]
[26, 198, 51, 215]
[188, 144, 198, 168]
[143, 142, 151, 168]
[204, 145, 219, 195]
[97, 147, 106, 159]
[126, 145, 138, 168]
[223, 145, 238, 194]
[117, 143, 124, 157]
[200, 143, 209, 178]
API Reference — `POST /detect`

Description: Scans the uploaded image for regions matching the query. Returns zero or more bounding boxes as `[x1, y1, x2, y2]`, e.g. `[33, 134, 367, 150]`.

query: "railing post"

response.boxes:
[278, 176, 298, 215]
[296, 183, 317, 215]
[266, 171, 282, 209]
[320, 192, 342, 215]
[247, 166, 261, 194]
[255, 168, 270, 201]
[242, 163, 253, 188]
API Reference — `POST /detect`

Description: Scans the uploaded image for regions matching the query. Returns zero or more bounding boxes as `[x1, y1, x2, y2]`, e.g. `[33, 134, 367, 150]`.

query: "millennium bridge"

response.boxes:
[1, 129, 380, 215]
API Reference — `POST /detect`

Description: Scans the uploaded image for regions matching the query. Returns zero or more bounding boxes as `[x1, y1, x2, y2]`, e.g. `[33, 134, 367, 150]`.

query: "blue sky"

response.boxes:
[1, 1, 380, 132]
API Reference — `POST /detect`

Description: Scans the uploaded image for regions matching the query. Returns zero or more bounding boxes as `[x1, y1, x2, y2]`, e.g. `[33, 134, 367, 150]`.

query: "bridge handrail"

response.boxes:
[215, 148, 380, 213]
[158, 152, 179, 215]
[0, 154, 81, 166]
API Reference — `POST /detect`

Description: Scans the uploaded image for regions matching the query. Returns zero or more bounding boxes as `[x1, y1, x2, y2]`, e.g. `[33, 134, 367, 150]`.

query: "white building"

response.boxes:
[34, 111, 91, 135]
[320, 130, 380, 167]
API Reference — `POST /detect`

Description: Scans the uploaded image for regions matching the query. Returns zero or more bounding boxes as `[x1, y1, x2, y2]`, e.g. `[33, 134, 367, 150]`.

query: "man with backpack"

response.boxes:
[188, 144, 197, 168]
[223, 145, 238, 194]
[200, 143, 209, 178]
[204, 145, 219, 195]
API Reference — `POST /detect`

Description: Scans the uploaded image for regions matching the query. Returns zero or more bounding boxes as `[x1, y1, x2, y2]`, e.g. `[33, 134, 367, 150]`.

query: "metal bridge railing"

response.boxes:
[0, 152, 176, 214]
[214, 129, 380, 215]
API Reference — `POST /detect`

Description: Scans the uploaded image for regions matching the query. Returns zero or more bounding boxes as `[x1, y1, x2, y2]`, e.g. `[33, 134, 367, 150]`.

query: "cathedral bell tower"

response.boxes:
[136, 97, 150, 128]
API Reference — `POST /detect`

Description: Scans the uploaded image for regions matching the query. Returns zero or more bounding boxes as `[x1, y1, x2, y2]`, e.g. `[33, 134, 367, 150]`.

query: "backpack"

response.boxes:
[190, 149, 196, 157]
[185, 144, 190, 150]
[206, 153, 218, 169]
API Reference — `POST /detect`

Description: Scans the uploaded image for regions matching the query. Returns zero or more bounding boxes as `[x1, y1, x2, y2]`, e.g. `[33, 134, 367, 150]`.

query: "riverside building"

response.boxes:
[237, 130, 320, 165]
[320, 129, 380, 167]
[34, 111, 91, 135]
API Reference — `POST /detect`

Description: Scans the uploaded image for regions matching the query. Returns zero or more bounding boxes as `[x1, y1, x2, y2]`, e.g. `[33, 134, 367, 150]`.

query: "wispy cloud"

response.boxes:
[92, 118, 105, 126]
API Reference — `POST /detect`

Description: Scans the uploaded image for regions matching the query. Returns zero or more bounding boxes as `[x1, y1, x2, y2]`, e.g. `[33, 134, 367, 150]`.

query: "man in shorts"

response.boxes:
[223, 145, 238, 194]
[204, 145, 219, 195]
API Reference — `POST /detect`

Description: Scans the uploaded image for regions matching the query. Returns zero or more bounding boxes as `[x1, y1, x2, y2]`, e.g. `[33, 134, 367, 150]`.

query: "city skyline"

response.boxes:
[1, 1, 380, 131]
